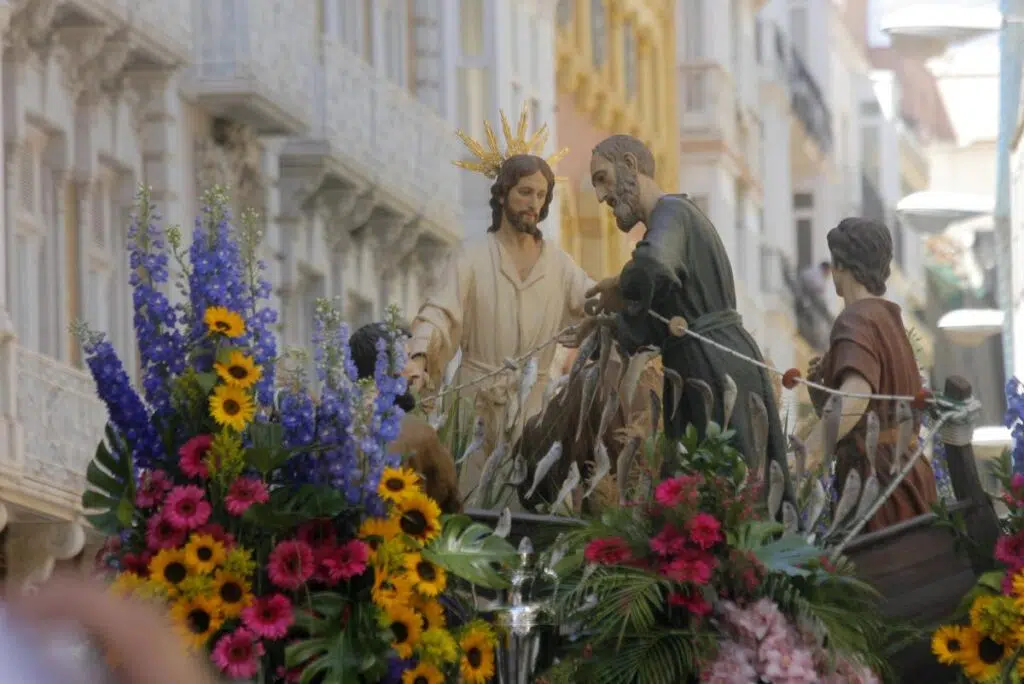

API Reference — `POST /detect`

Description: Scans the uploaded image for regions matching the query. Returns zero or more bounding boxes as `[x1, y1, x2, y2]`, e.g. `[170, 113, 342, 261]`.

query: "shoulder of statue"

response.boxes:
[832, 299, 883, 341]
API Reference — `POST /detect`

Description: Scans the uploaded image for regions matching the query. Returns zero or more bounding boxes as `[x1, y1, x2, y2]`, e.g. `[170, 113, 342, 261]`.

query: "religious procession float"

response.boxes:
[75, 119, 1012, 683]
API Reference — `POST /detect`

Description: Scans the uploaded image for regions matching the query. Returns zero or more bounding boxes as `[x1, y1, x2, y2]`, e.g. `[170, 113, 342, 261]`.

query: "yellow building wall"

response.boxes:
[555, 0, 679, 279]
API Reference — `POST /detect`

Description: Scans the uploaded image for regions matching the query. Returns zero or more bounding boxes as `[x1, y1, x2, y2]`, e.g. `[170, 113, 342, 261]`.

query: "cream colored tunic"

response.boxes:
[409, 233, 593, 506]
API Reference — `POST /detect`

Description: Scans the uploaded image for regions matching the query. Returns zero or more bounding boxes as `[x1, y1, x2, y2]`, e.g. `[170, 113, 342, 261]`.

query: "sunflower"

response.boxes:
[169, 594, 224, 649]
[392, 491, 442, 544]
[209, 384, 255, 431]
[384, 603, 422, 659]
[932, 624, 971, 665]
[204, 306, 245, 338]
[148, 548, 192, 594]
[458, 624, 497, 684]
[960, 628, 1008, 682]
[969, 594, 1020, 644]
[215, 350, 263, 389]
[379, 467, 422, 504]
[372, 569, 415, 611]
[184, 534, 227, 574]
[110, 572, 145, 597]
[359, 517, 401, 550]
[401, 661, 445, 684]
[404, 552, 447, 597]
[412, 594, 447, 631]
[212, 569, 252, 617]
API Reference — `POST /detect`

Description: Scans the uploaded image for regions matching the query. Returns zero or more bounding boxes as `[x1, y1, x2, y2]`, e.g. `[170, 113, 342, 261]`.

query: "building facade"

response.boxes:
[553, 0, 678, 279]
[0, 0, 499, 588]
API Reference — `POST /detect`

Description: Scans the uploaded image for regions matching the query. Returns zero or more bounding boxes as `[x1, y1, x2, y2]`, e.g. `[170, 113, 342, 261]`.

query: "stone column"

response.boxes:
[5, 519, 86, 594]
[0, 3, 18, 474]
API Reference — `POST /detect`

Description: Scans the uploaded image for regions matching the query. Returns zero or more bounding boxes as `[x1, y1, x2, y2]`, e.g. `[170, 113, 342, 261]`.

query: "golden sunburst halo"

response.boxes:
[169, 594, 224, 650]
[203, 306, 245, 338]
[391, 492, 442, 544]
[209, 384, 255, 431]
[214, 350, 262, 389]
[454, 103, 569, 180]
[384, 602, 423, 660]
[404, 552, 447, 597]
[184, 533, 227, 574]
[378, 467, 422, 504]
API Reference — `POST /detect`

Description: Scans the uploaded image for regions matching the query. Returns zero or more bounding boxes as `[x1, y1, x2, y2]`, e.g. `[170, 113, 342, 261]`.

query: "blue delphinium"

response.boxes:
[79, 329, 163, 472]
[186, 189, 249, 361]
[126, 187, 186, 414]
[237, 208, 278, 405]
[1005, 376, 1024, 475]
[923, 411, 956, 502]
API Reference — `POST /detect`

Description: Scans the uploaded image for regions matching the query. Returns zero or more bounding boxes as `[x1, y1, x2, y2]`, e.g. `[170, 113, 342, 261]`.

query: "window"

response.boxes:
[796, 217, 813, 270]
[84, 171, 131, 370]
[793, 192, 814, 210]
[590, 0, 606, 68]
[458, 0, 489, 141]
[460, 0, 484, 57]
[623, 20, 637, 99]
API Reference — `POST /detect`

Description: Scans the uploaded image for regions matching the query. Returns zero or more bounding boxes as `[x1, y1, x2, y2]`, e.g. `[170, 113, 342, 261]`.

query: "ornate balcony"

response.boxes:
[288, 38, 461, 231]
[188, 0, 316, 135]
[678, 62, 737, 146]
[2, 344, 105, 517]
[114, 0, 192, 66]
[787, 48, 833, 158]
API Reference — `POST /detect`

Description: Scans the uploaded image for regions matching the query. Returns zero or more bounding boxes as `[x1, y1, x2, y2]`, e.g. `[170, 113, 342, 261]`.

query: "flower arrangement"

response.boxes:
[82, 187, 515, 682]
[540, 426, 893, 684]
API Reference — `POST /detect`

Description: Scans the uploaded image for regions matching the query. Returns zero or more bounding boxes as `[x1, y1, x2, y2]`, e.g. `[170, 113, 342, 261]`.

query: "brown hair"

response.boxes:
[826, 217, 893, 296]
[592, 134, 657, 178]
[489, 155, 556, 233]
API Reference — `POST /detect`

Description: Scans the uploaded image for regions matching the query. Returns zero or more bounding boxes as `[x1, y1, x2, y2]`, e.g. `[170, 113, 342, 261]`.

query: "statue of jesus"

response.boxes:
[405, 110, 614, 507]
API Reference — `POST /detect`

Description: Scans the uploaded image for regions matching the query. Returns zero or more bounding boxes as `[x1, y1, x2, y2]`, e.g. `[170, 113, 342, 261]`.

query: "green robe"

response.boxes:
[615, 194, 790, 493]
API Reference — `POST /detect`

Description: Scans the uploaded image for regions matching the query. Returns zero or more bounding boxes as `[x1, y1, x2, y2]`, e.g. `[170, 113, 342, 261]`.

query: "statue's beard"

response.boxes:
[611, 167, 643, 232]
[505, 205, 542, 238]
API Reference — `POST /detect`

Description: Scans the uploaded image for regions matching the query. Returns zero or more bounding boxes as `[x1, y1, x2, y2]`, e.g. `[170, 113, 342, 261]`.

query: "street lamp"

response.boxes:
[895, 191, 993, 234]
[880, 4, 1001, 59]
[938, 308, 1006, 345]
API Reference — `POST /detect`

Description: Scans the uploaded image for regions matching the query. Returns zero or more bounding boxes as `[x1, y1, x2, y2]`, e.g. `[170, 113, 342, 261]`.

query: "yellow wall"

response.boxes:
[555, 0, 679, 278]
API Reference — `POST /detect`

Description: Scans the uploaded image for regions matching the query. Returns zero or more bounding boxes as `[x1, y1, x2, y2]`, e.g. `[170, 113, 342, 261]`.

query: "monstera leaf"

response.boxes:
[422, 515, 519, 590]
[81, 425, 136, 535]
[286, 594, 390, 684]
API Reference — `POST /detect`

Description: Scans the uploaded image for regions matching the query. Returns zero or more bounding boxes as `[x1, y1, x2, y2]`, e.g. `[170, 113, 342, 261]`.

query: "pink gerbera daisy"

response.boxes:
[196, 523, 236, 549]
[320, 540, 370, 583]
[241, 594, 295, 639]
[134, 470, 172, 508]
[687, 512, 723, 550]
[146, 512, 187, 550]
[163, 485, 212, 529]
[178, 434, 213, 479]
[225, 477, 269, 516]
[211, 628, 264, 679]
[267, 540, 315, 590]
[995, 531, 1024, 566]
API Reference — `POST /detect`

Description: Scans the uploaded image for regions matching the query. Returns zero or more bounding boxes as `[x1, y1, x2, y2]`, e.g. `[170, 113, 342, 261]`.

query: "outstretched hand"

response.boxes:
[559, 317, 600, 349]
[584, 276, 624, 315]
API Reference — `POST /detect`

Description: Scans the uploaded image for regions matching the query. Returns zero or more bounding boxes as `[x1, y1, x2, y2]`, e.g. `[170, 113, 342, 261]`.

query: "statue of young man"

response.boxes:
[802, 218, 937, 532]
[405, 151, 596, 504]
[586, 134, 790, 492]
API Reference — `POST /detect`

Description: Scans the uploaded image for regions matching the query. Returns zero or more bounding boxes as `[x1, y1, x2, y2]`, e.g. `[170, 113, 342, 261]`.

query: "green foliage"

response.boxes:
[243, 485, 354, 533]
[422, 514, 519, 590]
[245, 420, 290, 474]
[286, 594, 390, 684]
[576, 630, 712, 684]
[81, 425, 136, 534]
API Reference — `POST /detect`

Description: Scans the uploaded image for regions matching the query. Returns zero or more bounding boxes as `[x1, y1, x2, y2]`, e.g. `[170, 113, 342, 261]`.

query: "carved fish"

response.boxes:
[825, 469, 862, 538]
[821, 395, 843, 474]
[748, 393, 770, 479]
[428, 412, 447, 431]
[596, 325, 614, 384]
[517, 356, 538, 410]
[442, 347, 463, 389]
[595, 389, 619, 444]
[854, 473, 880, 524]
[864, 411, 880, 475]
[722, 374, 738, 431]
[621, 349, 659, 408]
[494, 507, 512, 539]
[789, 434, 808, 485]
[649, 388, 661, 434]
[781, 501, 800, 535]
[767, 460, 786, 521]
[508, 454, 528, 486]
[471, 441, 508, 508]
[804, 479, 828, 538]
[663, 367, 684, 421]
[525, 441, 563, 500]
[576, 366, 600, 441]
[616, 437, 642, 505]
[892, 401, 913, 477]
[569, 330, 600, 380]
[583, 441, 611, 499]
[543, 374, 570, 406]
[687, 379, 716, 425]
[457, 417, 486, 465]
[552, 461, 581, 513]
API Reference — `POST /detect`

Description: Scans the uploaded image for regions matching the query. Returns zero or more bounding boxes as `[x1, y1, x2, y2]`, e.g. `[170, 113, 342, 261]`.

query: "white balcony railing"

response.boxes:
[189, 0, 316, 135]
[322, 39, 460, 228]
[10, 347, 106, 512]
[679, 63, 736, 143]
